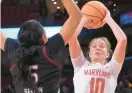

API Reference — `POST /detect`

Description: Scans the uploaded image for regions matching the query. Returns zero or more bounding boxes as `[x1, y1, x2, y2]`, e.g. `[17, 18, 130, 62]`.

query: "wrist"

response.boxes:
[106, 16, 113, 24]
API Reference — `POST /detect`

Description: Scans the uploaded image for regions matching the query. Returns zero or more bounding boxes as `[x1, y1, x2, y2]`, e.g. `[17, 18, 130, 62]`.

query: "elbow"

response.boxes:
[76, 15, 82, 24]
[68, 14, 82, 29]
[76, 12, 82, 19]
[122, 35, 127, 44]
[123, 37, 127, 45]
[75, 11, 82, 18]
[118, 36, 127, 45]
[72, 14, 82, 25]
[69, 11, 82, 22]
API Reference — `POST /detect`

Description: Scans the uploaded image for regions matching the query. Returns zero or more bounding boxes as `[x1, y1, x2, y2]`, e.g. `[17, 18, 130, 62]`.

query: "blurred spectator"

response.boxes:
[55, 9, 64, 25]
[116, 71, 132, 93]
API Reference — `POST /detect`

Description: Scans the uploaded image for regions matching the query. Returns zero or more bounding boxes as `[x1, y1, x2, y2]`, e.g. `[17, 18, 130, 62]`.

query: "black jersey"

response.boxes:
[5, 33, 65, 93]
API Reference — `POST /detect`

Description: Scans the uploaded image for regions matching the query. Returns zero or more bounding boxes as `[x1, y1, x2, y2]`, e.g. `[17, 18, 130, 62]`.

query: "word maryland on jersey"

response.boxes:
[84, 69, 111, 79]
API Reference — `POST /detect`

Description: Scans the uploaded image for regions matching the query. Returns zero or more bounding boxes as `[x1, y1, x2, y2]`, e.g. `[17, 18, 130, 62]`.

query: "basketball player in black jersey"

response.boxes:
[1, 0, 82, 93]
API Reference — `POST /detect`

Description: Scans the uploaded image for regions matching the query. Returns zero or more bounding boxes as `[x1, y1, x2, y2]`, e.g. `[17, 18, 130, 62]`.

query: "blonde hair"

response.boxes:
[87, 37, 113, 62]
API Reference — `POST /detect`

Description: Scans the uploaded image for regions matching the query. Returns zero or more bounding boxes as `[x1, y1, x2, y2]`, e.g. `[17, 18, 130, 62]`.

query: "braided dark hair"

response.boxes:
[15, 20, 46, 93]
[16, 46, 40, 92]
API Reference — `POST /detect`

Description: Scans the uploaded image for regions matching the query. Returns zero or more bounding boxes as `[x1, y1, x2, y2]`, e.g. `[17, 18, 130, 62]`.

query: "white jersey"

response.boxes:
[71, 54, 123, 93]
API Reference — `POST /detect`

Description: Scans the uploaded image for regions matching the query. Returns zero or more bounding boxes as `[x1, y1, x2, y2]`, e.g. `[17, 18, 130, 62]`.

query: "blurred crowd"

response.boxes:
[1, 0, 75, 27]
[115, 71, 132, 93]
[1, 0, 115, 27]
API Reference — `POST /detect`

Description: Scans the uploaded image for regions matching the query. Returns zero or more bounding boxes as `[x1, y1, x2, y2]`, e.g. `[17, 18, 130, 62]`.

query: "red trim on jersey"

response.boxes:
[42, 46, 62, 68]
[9, 46, 62, 72]
[10, 64, 16, 72]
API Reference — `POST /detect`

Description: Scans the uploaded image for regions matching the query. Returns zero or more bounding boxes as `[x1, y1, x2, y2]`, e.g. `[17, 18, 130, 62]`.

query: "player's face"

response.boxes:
[89, 39, 109, 63]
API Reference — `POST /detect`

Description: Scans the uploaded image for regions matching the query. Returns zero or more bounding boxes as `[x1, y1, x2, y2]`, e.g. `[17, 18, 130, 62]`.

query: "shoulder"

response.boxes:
[108, 57, 123, 66]
[45, 33, 65, 54]
[5, 38, 19, 53]
[5, 38, 19, 46]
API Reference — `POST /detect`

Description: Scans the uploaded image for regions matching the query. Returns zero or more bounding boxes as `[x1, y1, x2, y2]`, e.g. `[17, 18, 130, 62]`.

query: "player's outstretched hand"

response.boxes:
[101, 7, 111, 27]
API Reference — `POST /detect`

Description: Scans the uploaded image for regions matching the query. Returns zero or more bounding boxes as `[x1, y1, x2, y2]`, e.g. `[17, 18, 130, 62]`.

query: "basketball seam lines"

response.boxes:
[85, 3, 105, 18]
[95, 19, 103, 23]
[96, 19, 103, 27]
[82, 13, 103, 28]
[81, 13, 103, 20]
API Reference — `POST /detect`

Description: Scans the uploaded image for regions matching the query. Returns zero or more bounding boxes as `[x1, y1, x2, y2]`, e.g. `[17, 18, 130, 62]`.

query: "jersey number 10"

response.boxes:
[90, 77, 105, 93]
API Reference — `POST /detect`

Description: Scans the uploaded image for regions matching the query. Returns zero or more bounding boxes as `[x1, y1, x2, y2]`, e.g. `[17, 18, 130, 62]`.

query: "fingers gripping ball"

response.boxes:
[81, 1, 107, 29]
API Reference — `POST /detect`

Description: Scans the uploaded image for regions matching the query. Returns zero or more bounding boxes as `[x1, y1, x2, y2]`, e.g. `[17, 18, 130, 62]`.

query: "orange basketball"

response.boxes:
[81, 1, 107, 29]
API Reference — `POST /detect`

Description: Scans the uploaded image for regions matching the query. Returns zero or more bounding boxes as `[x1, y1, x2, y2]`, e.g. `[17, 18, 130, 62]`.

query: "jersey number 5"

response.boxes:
[90, 77, 105, 93]
[29, 65, 38, 83]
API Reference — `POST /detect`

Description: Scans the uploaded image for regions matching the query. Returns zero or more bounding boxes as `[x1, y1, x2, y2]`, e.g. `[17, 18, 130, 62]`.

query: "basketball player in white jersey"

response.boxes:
[68, 8, 127, 93]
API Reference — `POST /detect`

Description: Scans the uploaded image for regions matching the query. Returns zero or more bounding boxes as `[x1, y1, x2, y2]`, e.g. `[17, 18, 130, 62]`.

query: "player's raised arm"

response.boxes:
[68, 15, 89, 67]
[60, 0, 82, 45]
[69, 16, 88, 58]
[0, 32, 7, 51]
[105, 10, 127, 63]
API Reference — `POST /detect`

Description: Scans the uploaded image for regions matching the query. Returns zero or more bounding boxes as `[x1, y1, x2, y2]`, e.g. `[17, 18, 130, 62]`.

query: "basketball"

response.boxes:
[81, 1, 107, 29]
